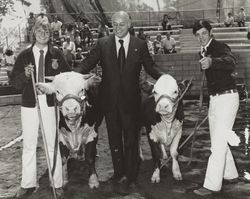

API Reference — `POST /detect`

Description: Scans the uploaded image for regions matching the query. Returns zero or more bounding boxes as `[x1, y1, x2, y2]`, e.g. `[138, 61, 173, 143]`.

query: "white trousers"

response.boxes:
[203, 92, 239, 191]
[21, 95, 62, 188]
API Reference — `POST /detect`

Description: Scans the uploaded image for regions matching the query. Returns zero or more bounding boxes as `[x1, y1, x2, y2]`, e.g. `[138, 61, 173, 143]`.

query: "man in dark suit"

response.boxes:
[192, 20, 239, 196]
[74, 11, 162, 187]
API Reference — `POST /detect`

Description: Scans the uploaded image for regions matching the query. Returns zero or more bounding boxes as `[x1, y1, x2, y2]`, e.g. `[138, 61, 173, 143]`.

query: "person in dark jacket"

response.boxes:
[192, 20, 239, 196]
[10, 20, 70, 198]
[74, 11, 162, 189]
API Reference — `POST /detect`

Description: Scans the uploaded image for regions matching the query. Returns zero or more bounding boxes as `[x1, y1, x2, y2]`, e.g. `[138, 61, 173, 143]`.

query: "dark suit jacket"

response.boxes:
[75, 34, 162, 113]
[10, 44, 70, 107]
[202, 39, 236, 95]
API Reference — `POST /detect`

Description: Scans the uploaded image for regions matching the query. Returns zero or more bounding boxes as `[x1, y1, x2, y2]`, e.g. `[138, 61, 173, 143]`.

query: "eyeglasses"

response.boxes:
[36, 30, 50, 36]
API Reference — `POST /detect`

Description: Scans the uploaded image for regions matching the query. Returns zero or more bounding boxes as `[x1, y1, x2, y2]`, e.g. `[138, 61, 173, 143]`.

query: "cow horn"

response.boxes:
[45, 76, 55, 81]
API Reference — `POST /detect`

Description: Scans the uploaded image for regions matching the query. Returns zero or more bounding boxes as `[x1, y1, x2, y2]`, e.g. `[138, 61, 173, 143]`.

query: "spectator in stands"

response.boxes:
[224, 12, 234, 27]
[51, 15, 62, 39]
[60, 23, 67, 38]
[74, 30, 82, 49]
[247, 23, 250, 40]
[27, 12, 36, 43]
[161, 14, 171, 30]
[128, 15, 135, 36]
[153, 34, 163, 54]
[192, 20, 239, 196]
[75, 16, 84, 31]
[81, 23, 93, 47]
[161, 32, 176, 54]
[36, 9, 49, 24]
[237, 7, 246, 27]
[145, 34, 154, 55]
[2, 48, 16, 77]
[137, 28, 146, 40]
[63, 36, 76, 67]
[10, 19, 70, 199]
[65, 23, 75, 41]
[0, 42, 3, 64]
[73, 47, 85, 68]
[98, 21, 110, 38]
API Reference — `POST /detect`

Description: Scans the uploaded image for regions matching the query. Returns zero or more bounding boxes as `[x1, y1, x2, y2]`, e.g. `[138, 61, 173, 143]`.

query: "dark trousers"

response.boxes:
[105, 106, 141, 183]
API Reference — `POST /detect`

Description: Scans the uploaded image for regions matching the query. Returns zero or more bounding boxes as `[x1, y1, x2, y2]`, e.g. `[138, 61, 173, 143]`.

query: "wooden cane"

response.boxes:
[31, 73, 57, 199]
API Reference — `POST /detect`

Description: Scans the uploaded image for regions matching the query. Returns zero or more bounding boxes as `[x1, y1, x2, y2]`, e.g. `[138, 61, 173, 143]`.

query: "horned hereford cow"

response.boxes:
[142, 74, 187, 183]
[36, 71, 101, 189]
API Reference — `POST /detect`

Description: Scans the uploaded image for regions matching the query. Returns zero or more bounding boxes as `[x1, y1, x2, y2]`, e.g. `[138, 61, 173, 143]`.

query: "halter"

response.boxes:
[57, 93, 89, 114]
[154, 77, 193, 111]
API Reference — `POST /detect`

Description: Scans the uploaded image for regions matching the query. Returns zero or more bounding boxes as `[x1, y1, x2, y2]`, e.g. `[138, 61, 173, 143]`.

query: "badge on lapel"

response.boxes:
[51, 59, 59, 70]
[134, 48, 138, 52]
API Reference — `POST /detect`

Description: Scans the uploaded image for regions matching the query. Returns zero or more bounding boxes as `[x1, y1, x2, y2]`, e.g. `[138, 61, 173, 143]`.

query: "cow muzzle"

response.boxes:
[155, 94, 178, 115]
[59, 94, 88, 123]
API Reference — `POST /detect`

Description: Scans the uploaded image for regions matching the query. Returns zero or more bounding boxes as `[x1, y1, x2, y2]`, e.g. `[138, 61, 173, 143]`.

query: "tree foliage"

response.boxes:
[0, 0, 15, 17]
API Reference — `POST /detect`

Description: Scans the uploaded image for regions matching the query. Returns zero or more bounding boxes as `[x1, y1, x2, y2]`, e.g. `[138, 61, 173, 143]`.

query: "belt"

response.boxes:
[210, 89, 238, 97]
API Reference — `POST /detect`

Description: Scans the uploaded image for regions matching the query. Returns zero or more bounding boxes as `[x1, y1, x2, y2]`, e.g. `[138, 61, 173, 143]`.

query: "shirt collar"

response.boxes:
[115, 33, 130, 45]
[33, 44, 48, 54]
[201, 38, 213, 51]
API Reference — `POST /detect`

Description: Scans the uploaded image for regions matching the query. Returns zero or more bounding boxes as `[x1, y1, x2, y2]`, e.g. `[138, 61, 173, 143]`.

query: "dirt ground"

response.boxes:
[1, 100, 250, 199]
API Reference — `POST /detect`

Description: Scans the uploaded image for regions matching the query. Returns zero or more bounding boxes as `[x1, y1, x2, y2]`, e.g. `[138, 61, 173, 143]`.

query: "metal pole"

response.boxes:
[31, 73, 57, 199]
[18, 25, 21, 43]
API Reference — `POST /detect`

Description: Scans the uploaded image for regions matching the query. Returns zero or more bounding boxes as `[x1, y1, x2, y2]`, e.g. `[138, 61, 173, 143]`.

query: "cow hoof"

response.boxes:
[173, 170, 182, 181]
[151, 168, 160, 183]
[89, 174, 99, 189]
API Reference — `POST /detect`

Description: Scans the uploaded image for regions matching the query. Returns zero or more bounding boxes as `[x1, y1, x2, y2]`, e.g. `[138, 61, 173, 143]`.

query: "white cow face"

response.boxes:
[153, 74, 179, 115]
[36, 72, 98, 121]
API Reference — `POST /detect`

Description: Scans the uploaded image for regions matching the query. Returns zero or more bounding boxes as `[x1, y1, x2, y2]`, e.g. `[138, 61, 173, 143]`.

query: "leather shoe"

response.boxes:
[15, 187, 36, 198]
[223, 178, 239, 185]
[193, 187, 219, 196]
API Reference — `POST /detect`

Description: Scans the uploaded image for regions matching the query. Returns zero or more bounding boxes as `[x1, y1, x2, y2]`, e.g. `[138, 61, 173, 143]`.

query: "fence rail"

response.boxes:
[0, 18, 27, 51]
[45, 6, 250, 28]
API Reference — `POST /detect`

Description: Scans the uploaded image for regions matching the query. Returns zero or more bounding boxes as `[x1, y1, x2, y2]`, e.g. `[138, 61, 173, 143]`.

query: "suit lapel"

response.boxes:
[126, 36, 137, 70]
[107, 35, 119, 73]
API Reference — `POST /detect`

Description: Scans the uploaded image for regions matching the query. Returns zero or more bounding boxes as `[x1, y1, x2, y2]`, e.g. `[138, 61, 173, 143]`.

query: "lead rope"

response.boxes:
[51, 94, 59, 177]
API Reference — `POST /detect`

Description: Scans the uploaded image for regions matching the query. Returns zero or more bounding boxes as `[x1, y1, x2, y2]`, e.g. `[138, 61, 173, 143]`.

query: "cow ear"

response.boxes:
[36, 83, 56, 94]
[45, 76, 55, 82]
[85, 75, 101, 90]
[82, 73, 94, 80]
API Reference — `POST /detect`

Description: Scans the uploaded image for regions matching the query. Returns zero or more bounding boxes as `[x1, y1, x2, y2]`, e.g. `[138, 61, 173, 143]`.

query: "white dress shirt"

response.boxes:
[115, 33, 130, 58]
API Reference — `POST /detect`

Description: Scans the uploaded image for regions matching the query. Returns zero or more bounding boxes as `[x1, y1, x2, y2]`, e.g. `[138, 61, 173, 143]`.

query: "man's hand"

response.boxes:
[199, 56, 212, 70]
[24, 64, 34, 78]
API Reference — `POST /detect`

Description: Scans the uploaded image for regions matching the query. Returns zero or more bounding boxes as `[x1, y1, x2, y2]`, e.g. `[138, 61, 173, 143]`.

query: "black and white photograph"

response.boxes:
[0, 0, 250, 198]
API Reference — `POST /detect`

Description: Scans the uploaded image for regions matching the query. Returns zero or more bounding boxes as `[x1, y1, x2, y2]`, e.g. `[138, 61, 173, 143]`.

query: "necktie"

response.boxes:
[38, 50, 44, 82]
[201, 47, 206, 57]
[118, 39, 125, 72]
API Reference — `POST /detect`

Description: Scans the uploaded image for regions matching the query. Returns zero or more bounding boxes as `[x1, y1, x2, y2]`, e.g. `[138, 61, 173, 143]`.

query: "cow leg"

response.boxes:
[85, 137, 99, 189]
[59, 142, 70, 186]
[170, 123, 183, 181]
[146, 128, 162, 183]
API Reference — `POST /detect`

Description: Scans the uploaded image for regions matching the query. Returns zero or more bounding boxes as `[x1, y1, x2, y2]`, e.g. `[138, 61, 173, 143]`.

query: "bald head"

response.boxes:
[112, 11, 131, 38]
[112, 11, 130, 22]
